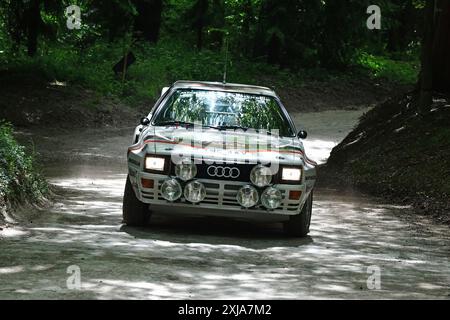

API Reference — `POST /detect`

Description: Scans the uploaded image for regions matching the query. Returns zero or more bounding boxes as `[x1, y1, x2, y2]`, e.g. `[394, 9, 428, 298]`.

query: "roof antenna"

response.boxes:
[222, 36, 229, 84]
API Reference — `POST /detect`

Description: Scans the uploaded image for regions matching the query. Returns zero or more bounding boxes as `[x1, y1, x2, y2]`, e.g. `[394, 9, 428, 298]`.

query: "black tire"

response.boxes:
[284, 191, 313, 237]
[122, 175, 150, 226]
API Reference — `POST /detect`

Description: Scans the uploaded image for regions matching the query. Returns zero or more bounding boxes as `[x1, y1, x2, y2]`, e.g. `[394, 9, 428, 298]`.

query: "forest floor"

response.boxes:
[0, 110, 448, 299]
[0, 71, 143, 128]
[0, 69, 406, 128]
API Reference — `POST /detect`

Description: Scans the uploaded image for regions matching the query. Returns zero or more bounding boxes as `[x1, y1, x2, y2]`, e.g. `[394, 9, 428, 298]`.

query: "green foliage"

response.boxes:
[0, 122, 48, 207]
[0, 0, 424, 67]
[0, 0, 422, 103]
[0, 37, 304, 103]
[0, 44, 122, 95]
[356, 52, 419, 84]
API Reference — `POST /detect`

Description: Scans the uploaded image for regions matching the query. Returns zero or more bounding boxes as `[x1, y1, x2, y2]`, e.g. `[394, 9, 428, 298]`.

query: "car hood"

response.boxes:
[139, 126, 306, 165]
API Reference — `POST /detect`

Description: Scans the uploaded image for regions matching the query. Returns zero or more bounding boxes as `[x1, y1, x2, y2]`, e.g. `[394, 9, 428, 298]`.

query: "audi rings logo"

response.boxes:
[207, 166, 240, 179]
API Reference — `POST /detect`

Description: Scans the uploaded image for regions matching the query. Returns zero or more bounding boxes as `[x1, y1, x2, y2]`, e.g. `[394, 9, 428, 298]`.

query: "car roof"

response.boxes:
[172, 80, 277, 97]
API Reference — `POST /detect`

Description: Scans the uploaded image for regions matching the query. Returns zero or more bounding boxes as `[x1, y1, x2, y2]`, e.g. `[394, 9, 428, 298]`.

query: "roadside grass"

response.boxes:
[0, 121, 49, 214]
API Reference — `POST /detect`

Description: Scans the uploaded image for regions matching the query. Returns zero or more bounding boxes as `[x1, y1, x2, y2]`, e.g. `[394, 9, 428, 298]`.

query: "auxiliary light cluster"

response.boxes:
[148, 156, 301, 210]
[161, 159, 206, 204]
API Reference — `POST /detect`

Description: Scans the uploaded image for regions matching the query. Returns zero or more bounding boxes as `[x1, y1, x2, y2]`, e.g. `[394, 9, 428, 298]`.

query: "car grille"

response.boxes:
[170, 163, 253, 183]
[140, 178, 302, 214]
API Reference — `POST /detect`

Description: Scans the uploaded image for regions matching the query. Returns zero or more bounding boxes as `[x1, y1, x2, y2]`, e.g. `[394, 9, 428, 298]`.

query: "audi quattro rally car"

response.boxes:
[124, 81, 317, 237]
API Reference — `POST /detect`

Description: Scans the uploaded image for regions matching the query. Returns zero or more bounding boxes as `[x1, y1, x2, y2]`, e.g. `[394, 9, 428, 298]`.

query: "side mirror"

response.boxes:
[140, 117, 150, 126]
[298, 130, 308, 139]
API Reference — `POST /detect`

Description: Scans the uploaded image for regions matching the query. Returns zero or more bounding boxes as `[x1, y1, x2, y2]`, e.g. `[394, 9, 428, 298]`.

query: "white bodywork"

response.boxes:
[127, 81, 317, 221]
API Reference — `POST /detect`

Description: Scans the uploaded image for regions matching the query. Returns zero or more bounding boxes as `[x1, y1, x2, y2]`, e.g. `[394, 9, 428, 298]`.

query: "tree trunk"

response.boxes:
[320, 1, 348, 68]
[252, 1, 266, 58]
[418, 0, 435, 113]
[209, 0, 225, 49]
[267, 32, 281, 64]
[241, 0, 253, 55]
[432, 0, 450, 94]
[386, 1, 417, 52]
[26, 0, 41, 56]
[194, 0, 208, 50]
[133, 0, 163, 43]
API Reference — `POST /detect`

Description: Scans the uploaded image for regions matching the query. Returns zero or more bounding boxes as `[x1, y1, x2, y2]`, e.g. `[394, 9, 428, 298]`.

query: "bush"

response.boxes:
[356, 52, 419, 85]
[0, 121, 48, 211]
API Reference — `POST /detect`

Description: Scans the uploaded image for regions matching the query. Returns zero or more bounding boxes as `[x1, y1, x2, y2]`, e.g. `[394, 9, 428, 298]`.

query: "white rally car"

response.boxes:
[124, 81, 317, 237]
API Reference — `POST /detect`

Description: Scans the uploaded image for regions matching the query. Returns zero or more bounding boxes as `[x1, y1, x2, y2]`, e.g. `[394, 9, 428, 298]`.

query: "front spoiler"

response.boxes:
[149, 204, 293, 223]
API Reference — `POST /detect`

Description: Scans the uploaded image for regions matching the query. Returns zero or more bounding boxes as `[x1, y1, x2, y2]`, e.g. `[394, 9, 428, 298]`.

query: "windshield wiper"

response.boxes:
[155, 121, 196, 127]
[156, 121, 220, 130]
[213, 125, 249, 131]
[208, 125, 279, 136]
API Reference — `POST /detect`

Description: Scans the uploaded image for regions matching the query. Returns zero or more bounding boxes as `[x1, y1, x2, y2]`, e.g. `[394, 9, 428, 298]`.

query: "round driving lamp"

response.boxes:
[250, 165, 273, 187]
[184, 181, 206, 203]
[175, 159, 197, 181]
[236, 185, 259, 208]
[161, 179, 182, 202]
[261, 187, 282, 210]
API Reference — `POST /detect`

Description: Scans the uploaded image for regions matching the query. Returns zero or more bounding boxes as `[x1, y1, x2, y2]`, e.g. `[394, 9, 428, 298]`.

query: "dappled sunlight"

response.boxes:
[0, 266, 25, 274]
[303, 139, 337, 164]
[1, 180, 448, 299]
[49, 175, 126, 197]
[0, 228, 29, 238]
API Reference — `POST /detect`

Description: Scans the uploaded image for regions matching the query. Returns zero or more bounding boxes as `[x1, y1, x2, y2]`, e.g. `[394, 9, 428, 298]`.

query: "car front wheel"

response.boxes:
[284, 191, 313, 237]
[122, 175, 150, 226]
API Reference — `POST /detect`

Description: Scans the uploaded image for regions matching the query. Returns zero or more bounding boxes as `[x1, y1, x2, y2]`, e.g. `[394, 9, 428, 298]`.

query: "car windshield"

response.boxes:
[153, 89, 294, 136]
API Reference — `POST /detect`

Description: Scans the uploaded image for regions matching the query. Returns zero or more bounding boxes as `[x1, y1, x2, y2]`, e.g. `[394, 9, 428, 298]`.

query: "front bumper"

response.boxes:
[129, 170, 307, 217]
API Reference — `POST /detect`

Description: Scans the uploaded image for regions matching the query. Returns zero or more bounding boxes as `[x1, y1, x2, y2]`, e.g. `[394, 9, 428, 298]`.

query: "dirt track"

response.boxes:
[0, 109, 449, 299]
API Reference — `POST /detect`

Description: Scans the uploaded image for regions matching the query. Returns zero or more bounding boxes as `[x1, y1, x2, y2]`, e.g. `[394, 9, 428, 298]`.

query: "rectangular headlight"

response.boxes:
[282, 167, 302, 181]
[145, 156, 166, 171]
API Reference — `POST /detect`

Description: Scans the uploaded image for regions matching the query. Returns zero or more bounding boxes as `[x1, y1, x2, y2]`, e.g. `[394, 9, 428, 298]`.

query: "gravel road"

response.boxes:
[0, 109, 449, 299]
